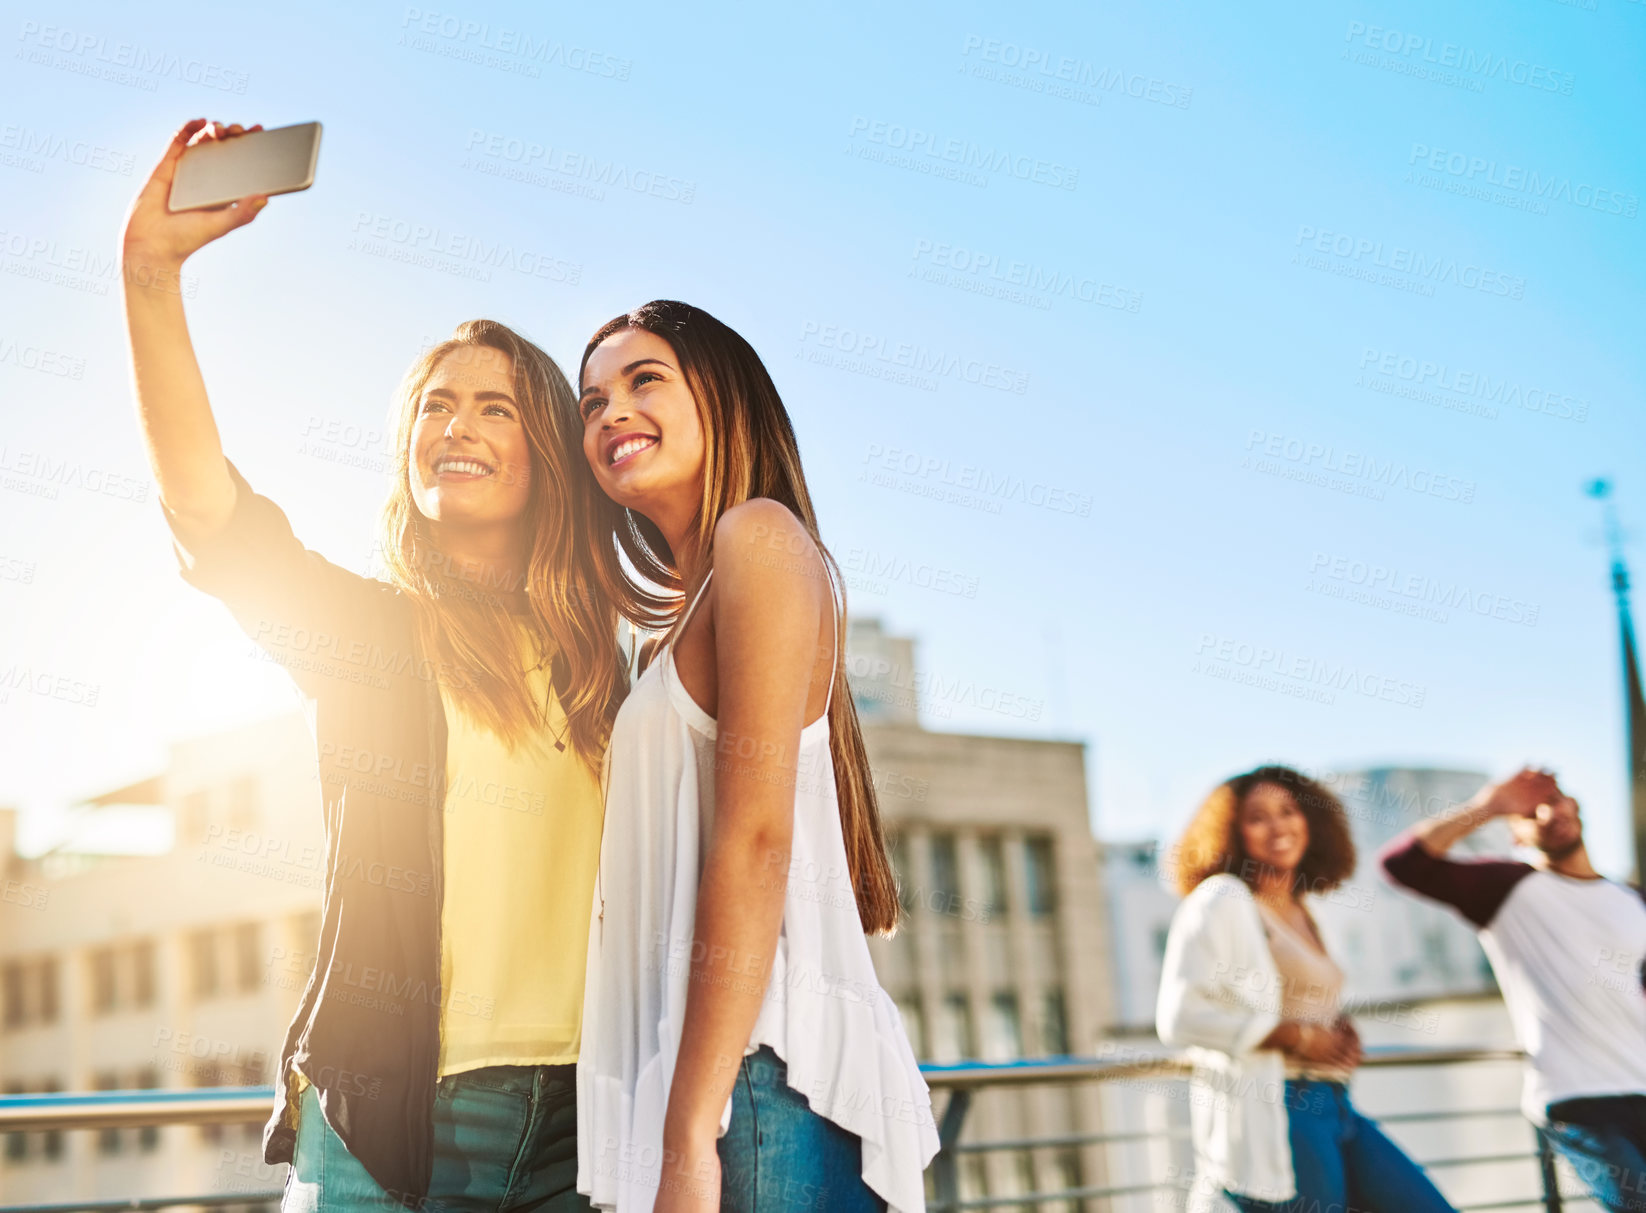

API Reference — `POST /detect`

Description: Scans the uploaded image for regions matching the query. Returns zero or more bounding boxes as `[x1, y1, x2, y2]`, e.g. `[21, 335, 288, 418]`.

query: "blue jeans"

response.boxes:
[283, 1065, 592, 1212]
[1225, 1080, 1454, 1213]
[717, 1046, 887, 1213]
[1543, 1095, 1646, 1213]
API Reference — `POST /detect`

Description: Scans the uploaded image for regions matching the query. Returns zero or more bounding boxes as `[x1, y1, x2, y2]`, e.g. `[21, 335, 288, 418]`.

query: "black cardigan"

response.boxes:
[168, 461, 449, 1204]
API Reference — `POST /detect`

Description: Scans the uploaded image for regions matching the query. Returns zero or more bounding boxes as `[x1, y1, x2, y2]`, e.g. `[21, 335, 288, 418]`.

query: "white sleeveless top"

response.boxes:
[576, 569, 939, 1213]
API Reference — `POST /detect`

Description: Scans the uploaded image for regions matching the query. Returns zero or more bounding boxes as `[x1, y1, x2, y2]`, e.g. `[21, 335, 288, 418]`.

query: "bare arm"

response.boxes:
[658, 500, 829, 1209]
[1411, 766, 1558, 857]
[121, 119, 268, 540]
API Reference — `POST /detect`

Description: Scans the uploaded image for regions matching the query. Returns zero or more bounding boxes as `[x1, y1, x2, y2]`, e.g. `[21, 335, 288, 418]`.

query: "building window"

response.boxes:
[2, 1082, 24, 1162]
[135, 1067, 160, 1152]
[1025, 836, 1057, 917]
[89, 948, 118, 1015]
[978, 836, 1007, 918]
[195, 1062, 225, 1144]
[94, 1072, 122, 1155]
[1047, 1149, 1082, 1213]
[1041, 990, 1069, 1056]
[229, 776, 259, 832]
[235, 923, 262, 993]
[959, 1156, 988, 1202]
[886, 831, 907, 886]
[1009, 1151, 1036, 1212]
[39, 958, 59, 1023]
[190, 929, 220, 1000]
[2, 965, 22, 1030]
[895, 997, 927, 1061]
[982, 992, 1023, 1062]
[132, 941, 156, 1008]
[932, 993, 973, 1063]
[929, 833, 960, 913]
[41, 1078, 62, 1161]
[181, 788, 210, 842]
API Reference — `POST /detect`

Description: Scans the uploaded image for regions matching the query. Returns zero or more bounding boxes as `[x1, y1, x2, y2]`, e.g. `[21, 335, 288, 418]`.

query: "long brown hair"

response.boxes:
[1170, 764, 1356, 897]
[574, 300, 900, 935]
[378, 319, 626, 771]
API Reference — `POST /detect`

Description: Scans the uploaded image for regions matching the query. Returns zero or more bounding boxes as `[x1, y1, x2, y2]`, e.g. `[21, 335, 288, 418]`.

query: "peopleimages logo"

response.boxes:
[1357, 349, 1588, 423]
[1342, 21, 1575, 95]
[15, 20, 252, 92]
[1294, 225, 1526, 300]
[958, 34, 1193, 110]
[911, 239, 1143, 312]
[797, 321, 1030, 395]
[1407, 144, 1636, 218]
[847, 117, 1079, 191]
[1243, 430, 1477, 505]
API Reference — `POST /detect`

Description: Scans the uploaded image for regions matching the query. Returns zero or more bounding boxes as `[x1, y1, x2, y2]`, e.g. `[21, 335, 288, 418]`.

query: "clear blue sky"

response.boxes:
[3, 0, 1642, 872]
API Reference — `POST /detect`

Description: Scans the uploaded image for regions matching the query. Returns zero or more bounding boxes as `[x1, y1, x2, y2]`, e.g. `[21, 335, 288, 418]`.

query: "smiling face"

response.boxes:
[578, 327, 706, 518]
[408, 344, 532, 531]
[1237, 781, 1310, 883]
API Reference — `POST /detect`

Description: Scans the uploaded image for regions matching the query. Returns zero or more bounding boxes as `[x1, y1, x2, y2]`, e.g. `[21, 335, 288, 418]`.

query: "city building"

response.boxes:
[1096, 840, 1179, 1033]
[851, 619, 1114, 1207]
[0, 713, 322, 1209]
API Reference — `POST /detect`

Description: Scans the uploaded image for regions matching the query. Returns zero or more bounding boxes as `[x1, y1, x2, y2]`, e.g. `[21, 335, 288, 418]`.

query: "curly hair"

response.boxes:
[1169, 765, 1356, 897]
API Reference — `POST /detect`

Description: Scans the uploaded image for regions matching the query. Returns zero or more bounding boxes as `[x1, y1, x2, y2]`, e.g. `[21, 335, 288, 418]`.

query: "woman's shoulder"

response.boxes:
[1186, 872, 1255, 907]
[711, 499, 827, 594]
[713, 497, 815, 549]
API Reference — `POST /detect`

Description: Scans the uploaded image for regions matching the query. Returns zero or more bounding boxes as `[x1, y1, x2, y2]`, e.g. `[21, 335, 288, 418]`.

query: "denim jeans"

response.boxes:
[1225, 1080, 1454, 1213]
[283, 1065, 592, 1212]
[1543, 1094, 1646, 1213]
[717, 1046, 887, 1213]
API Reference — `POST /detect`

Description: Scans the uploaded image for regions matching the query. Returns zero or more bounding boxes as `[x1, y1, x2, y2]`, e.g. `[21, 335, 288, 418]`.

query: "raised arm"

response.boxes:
[1379, 767, 1551, 928]
[121, 123, 381, 706]
[659, 499, 829, 1210]
[121, 119, 267, 540]
[1407, 766, 1558, 857]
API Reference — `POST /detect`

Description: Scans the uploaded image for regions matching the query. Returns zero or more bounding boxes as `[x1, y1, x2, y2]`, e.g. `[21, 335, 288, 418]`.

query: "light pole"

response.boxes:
[1587, 479, 1646, 883]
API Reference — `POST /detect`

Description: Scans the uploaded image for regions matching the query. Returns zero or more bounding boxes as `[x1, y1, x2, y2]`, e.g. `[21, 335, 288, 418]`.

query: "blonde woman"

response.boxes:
[123, 119, 624, 1210]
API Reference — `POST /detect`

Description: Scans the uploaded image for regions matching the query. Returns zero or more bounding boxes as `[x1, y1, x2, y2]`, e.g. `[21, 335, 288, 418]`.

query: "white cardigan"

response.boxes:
[1155, 874, 1295, 1206]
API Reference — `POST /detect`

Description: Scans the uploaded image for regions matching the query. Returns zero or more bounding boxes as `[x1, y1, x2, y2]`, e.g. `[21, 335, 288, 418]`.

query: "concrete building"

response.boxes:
[0, 713, 322, 1209]
[852, 620, 1114, 1209]
[1097, 840, 1179, 1033]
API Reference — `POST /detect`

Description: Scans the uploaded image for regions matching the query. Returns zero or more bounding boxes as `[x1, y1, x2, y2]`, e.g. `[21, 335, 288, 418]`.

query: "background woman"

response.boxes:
[1155, 765, 1455, 1213]
[571, 300, 939, 1213]
[122, 119, 624, 1210]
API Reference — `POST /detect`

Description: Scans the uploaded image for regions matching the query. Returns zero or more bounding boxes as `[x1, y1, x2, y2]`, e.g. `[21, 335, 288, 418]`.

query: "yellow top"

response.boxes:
[435, 624, 604, 1076]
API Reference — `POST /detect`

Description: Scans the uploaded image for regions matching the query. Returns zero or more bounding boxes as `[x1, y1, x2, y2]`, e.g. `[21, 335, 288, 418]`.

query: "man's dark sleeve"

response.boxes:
[164, 460, 385, 702]
[1379, 829, 1534, 929]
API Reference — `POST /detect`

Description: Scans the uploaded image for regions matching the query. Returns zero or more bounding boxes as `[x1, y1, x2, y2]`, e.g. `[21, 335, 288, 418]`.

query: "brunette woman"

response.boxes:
[1155, 766, 1456, 1213]
[122, 120, 624, 1210]
[571, 301, 939, 1213]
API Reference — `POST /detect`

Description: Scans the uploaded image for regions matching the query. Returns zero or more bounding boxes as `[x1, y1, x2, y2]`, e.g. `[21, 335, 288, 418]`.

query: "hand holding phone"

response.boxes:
[122, 120, 312, 278]
[168, 120, 321, 212]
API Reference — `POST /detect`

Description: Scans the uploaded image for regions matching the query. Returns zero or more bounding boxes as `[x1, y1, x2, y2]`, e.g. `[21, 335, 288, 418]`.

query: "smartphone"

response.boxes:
[168, 121, 323, 212]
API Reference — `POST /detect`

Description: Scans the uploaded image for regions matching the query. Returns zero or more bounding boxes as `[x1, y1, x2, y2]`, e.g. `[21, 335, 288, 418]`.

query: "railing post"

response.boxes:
[932, 1086, 973, 1213]
[1536, 1127, 1565, 1213]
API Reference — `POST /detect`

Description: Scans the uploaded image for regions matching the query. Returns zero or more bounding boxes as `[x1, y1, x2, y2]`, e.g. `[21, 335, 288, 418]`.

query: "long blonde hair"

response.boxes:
[575, 301, 900, 935]
[379, 319, 626, 771]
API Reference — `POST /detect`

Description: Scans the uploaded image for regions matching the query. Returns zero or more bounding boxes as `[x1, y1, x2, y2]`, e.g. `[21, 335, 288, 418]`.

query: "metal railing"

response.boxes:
[0, 1047, 1587, 1213]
